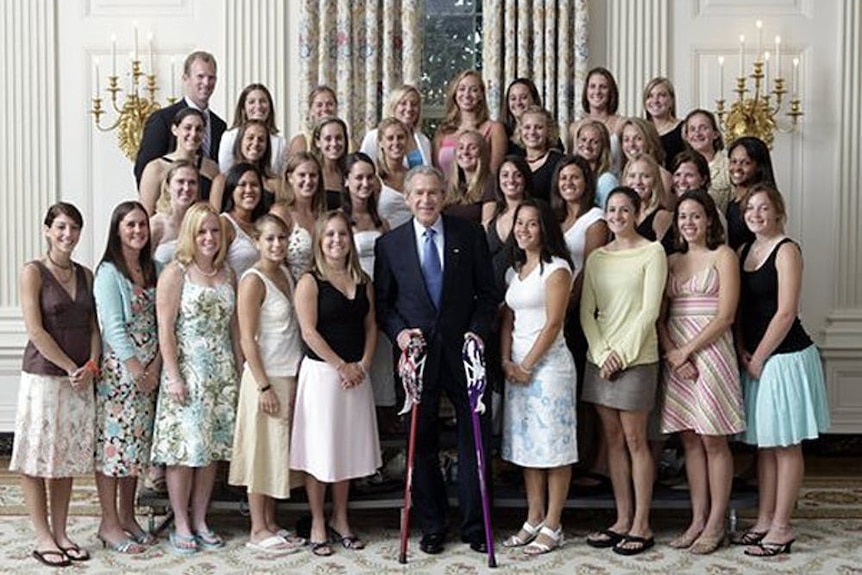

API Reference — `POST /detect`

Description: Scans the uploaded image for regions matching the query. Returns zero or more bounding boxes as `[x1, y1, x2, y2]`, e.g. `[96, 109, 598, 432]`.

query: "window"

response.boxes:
[420, 0, 483, 134]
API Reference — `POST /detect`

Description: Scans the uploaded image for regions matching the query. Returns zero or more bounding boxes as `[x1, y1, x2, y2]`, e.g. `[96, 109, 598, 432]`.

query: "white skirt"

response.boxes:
[289, 358, 381, 482]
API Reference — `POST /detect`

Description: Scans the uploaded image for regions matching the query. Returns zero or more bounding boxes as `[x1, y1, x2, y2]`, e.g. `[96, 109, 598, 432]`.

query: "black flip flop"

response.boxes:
[613, 534, 655, 556]
[586, 529, 626, 549]
[31, 549, 71, 568]
[59, 543, 91, 561]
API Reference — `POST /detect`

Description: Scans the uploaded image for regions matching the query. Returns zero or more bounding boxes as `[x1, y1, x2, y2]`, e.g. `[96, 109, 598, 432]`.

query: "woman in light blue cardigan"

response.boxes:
[93, 201, 162, 553]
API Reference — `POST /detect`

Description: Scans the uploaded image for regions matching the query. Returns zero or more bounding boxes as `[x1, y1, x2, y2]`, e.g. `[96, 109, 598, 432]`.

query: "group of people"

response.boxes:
[10, 49, 830, 567]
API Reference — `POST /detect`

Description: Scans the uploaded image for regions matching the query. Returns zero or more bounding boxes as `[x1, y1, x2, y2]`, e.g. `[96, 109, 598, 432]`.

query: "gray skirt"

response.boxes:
[582, 362, 659, 412]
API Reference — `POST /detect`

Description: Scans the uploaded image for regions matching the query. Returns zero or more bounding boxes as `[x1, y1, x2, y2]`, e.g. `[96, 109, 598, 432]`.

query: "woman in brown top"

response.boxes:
[10, 202, 100, 567]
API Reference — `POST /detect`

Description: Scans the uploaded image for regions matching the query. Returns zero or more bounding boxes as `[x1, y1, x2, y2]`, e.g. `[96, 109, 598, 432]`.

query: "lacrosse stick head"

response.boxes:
[462, 333, 487, 413]
[397, 336, 426, 414]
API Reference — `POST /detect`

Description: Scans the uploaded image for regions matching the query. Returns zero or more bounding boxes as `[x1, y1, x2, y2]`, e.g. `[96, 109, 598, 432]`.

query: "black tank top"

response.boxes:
[739, 238, 812, 355]
[305, 275, 369, 363]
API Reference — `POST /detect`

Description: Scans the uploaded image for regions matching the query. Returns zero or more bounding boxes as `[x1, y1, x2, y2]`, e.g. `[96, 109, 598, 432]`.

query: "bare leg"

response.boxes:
[523, 468, 548, 527]
[305, 474, 329, 544]
[95, 472, 126, 542]
[544, 465, 572, 530]
[165, 465, 194, 537]
[619, 410, 653, 541]
[763, 444, 803, 543]
[21, 475, 61, 553]
[674, 431, 708, 543]
[749, 448, 777, 533]
[189, 463, 218, 534]
[48, 477, 78, 549]
[595, 405, 633, 534]
[701, 435, 733, 537]
[248, 492, 277, 542]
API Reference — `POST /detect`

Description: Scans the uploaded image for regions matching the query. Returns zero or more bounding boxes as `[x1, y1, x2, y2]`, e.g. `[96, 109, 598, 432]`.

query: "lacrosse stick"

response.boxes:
[462, 333, 497, 568]
[397, 335, 426, 564]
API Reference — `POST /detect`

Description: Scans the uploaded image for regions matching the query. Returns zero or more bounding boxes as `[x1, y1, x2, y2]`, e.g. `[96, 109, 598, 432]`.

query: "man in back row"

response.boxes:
[133, 50, 226, 185]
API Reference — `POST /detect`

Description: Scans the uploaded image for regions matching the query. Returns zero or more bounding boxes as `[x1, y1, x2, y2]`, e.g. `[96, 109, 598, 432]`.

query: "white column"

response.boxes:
[821, 1, 862, 432]
[224, 0, 290, 135]
[606, 0, 669, 116]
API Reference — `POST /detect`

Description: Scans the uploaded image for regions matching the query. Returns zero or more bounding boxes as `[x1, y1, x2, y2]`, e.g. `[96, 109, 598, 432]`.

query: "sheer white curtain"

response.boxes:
[483, 0, 589, 133]
[298, 0, 422, 147]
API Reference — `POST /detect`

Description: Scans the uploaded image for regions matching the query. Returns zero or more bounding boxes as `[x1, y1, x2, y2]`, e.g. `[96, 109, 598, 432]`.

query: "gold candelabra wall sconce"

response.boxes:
[89, 25, 178, 161]
[714, 20, 803, 149]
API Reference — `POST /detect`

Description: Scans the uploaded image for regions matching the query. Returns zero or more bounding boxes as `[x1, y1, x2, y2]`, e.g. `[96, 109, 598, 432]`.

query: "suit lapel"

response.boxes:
[441, 216, 461, 311]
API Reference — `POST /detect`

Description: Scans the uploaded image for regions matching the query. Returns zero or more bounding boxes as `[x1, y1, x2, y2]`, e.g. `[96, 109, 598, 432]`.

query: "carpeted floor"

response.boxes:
[1, 467, 862, 574]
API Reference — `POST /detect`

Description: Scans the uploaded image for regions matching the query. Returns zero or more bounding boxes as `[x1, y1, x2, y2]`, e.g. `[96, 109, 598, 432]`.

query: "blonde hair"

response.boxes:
[282, 151, 326, 216]
[519, 105, 559, 150]
[384, 85, 423, 128]
[620, 116, 665, 169]
[310, 210, 365, 284]
[446, 130, 491, 207]
[623, 153, 673, 213]
[174, 202, 228, 269]
[376, 117, 410, 181]
[438, 70, 490, 134]
[156, 159, 199, 215]
[576, 120, 613, 175]
[642, 76, 677, 120]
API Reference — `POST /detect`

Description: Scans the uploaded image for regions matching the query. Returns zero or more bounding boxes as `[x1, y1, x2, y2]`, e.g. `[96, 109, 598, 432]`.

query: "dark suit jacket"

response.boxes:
[374, 215, 498, 384]
[133, 99, 226, 185]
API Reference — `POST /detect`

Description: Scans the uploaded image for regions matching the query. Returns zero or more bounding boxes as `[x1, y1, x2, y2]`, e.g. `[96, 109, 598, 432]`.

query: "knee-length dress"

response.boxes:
[660, 266, 745, 435]
[502, 257, 578, 468]
[150, 271, 238, 466]
[10, 261, 96, 477]
[94, 263, 160, 476]
[290, 276, 381, 482]
[229, 267, 303, 498]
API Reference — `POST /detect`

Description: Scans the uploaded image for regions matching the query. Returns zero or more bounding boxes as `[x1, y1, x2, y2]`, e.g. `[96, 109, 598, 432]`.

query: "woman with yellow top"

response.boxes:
[580, 186, 667, 556]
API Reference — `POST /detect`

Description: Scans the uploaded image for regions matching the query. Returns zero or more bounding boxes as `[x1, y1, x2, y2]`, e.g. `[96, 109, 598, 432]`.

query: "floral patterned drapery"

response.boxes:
[482, 0, 589, 135]
[298, 0, 422, 148]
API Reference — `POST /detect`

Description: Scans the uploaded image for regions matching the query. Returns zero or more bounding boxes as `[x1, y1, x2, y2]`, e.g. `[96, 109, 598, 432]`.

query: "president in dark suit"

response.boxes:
[133, 50, 226, 185]
[374, 165, 498, 554]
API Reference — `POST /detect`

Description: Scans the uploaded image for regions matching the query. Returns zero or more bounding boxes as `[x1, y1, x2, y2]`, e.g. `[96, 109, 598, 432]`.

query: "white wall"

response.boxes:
[1, 0, 860, 431]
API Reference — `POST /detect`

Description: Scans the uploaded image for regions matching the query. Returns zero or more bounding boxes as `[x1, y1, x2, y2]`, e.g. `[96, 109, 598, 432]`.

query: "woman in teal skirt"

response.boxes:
[731, 184, 830, 557]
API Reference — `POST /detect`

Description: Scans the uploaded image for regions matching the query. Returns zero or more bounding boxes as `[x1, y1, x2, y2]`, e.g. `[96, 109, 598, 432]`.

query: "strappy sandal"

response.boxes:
[744, 539, 795, 557]
[194, 529, 224, 550]
[730, 529, 767, 546]
[97, 534, 146, 555]
[309, 540, 334, 556]
[502, 521, 543, 548]
[327, 525, 365, 550]
[523, 525, 563, 555]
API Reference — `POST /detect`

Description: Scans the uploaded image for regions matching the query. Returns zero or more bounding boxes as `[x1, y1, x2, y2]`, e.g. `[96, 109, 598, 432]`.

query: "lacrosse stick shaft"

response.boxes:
[471, 411, 497, 567]
[399, 404, 420, 564]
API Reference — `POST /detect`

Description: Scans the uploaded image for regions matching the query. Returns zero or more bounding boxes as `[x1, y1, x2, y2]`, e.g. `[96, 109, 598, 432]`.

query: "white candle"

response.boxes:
[775, 36, 781, 78]
[111, 34, 117, 76]
[148, 33, 154, 71]
[756, 20, 763, 60]
[739, 34, 746, 78]
[718, 56, 725, 99]
[763, 51, 770, 94]
[94, 58, 100, 97]
[171, 58, 176, 97]
[133, 21, 138, 61]
[792, 57, 800, 97]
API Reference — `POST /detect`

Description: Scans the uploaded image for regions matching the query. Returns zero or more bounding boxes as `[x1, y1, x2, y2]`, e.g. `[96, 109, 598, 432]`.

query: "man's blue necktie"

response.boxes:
[422, 227, 443, 309]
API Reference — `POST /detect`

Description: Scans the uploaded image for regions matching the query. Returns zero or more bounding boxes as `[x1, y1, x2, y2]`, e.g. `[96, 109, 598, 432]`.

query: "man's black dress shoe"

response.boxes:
[461, 534, 488, 553]
[420, 533, 445, 555]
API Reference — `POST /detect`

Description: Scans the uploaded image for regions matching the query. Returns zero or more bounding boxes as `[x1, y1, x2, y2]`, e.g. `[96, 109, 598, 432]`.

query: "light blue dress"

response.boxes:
[150, 269, 238, 466]
[502, 257, 578, 468]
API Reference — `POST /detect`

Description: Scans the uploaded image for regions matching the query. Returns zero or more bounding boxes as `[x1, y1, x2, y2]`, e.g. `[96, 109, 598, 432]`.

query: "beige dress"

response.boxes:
[229, 267, 303, 498]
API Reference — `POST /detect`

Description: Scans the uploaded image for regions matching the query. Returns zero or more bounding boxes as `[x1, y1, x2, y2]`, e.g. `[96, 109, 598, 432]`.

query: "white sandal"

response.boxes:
[502, 521, 543, 548]
[524, 525, 563, 555]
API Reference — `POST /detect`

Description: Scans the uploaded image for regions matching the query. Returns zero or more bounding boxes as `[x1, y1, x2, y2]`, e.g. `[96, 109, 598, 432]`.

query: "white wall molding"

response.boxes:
[606, 0, 669, 117]
[694, 0, 813, 19]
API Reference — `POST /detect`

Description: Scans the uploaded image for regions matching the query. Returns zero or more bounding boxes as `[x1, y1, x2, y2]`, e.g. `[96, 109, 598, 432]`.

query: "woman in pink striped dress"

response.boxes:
[658, 190, 745, 555]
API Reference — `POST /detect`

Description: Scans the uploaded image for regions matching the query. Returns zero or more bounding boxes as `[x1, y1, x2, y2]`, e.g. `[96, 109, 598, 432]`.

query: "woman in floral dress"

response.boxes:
[93, 201, 162, 553]
[150, 202, 241, 555]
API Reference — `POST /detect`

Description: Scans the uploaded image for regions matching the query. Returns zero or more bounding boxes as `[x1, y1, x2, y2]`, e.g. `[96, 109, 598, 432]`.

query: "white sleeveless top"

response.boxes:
[223, 214, 259, 278]
[378, 184, 412, 229]
[287, 225, 313, 282]
[153, 239, 177, 266]
[353, 229, 382, 278]
[564, 206, 604, 279]
[242, 267, 302, 377]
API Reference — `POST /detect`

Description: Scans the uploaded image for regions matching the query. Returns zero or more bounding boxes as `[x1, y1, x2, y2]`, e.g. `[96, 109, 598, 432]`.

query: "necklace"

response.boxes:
[193, 261, 219, 278]
[526, 150, 549, 163]
[47, 251, 72, 270]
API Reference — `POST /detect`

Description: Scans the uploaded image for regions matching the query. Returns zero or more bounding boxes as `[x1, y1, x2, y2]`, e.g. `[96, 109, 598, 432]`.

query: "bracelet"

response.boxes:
[259, 384, 272, 393]
[84, 359, 101, 378]
[519, 363, 533, 373]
